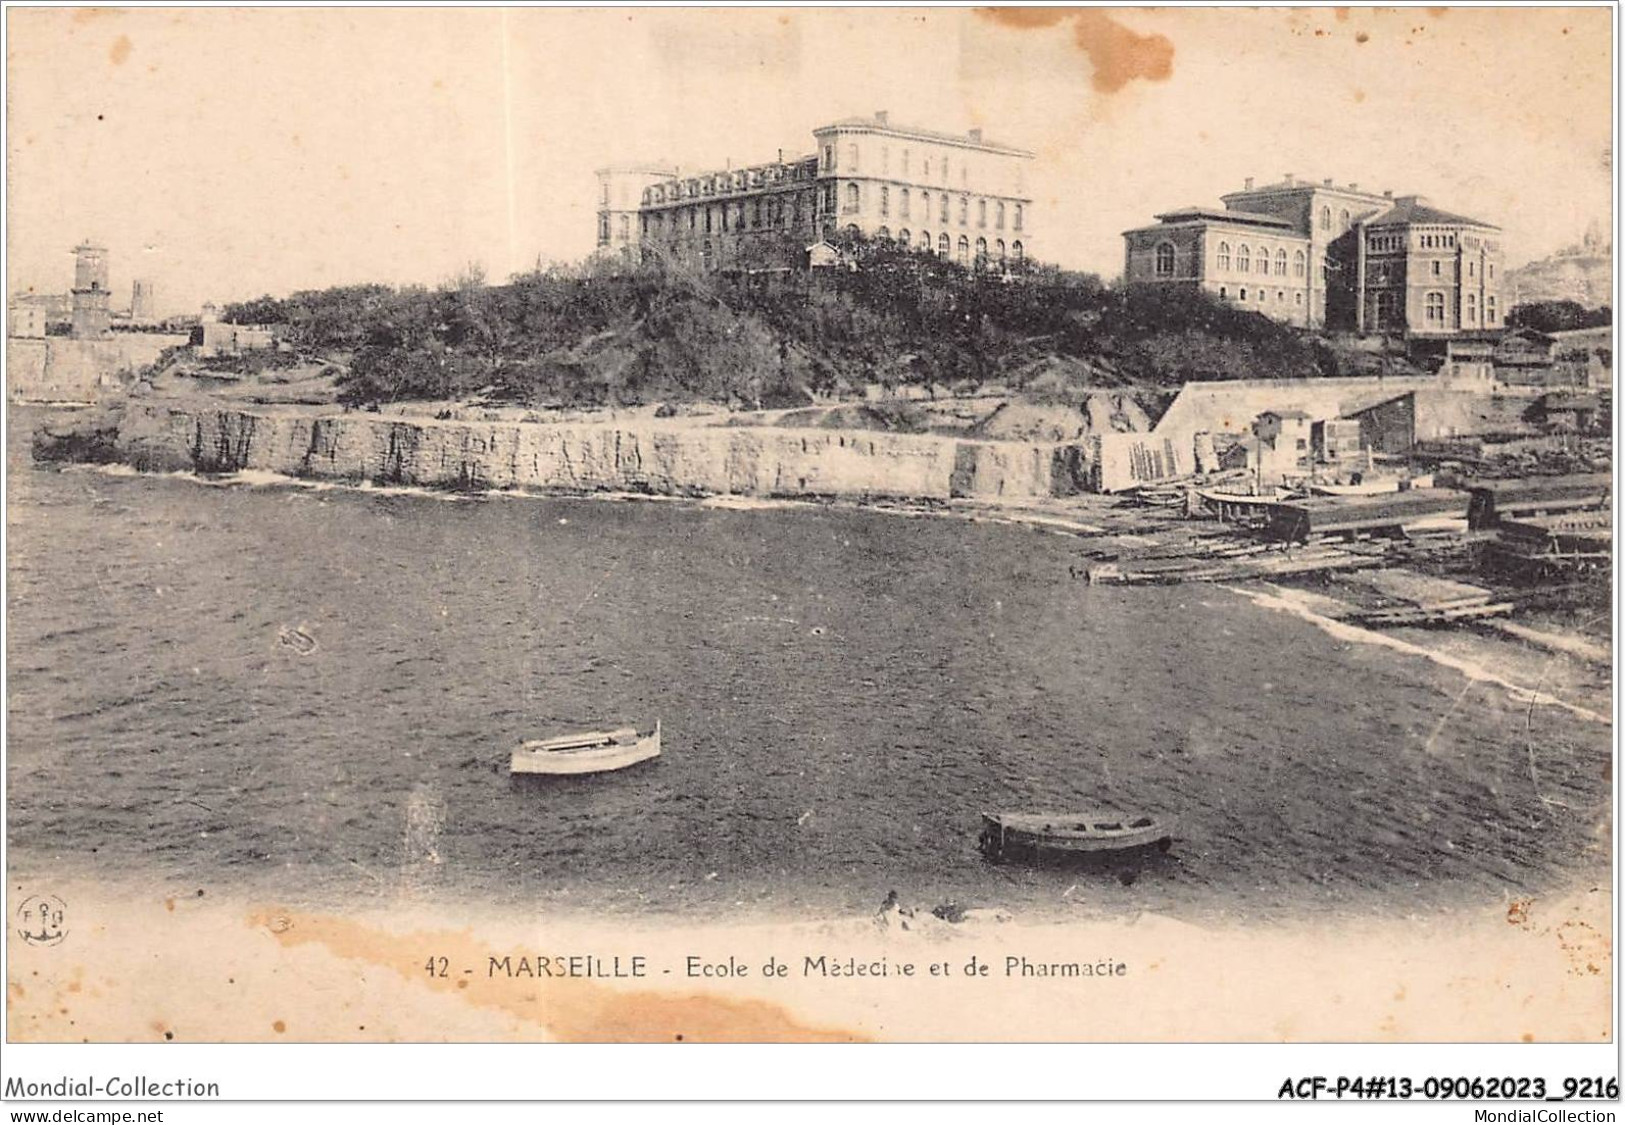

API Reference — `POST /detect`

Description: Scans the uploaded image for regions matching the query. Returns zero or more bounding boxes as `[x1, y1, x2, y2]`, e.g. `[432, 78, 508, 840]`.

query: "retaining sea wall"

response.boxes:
[33, 403, 1094, 502]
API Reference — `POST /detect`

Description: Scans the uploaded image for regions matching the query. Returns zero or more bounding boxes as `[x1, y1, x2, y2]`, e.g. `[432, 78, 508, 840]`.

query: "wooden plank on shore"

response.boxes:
[1346, 602, 1514, 626]
[1480, 619, 1612, 666]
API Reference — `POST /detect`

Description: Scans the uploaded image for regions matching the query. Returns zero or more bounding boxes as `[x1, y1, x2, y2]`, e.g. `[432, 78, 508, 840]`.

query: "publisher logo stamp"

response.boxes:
[17, 894, 68, 947]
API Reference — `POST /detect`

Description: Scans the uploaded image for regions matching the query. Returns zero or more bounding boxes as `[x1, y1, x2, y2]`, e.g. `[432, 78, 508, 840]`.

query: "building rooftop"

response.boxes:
[1547, 325, 1613, 342]
[596, 162, 679, 178]
[1365, 196, 1498, 230]
[1150, 205, 1299, 230]
[1222, 175, 1393, 202]
[815, 113, 1032, 157]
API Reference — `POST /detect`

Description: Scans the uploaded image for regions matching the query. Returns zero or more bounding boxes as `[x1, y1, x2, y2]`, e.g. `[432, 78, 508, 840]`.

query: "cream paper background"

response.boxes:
[4, 5, 1615, 1059]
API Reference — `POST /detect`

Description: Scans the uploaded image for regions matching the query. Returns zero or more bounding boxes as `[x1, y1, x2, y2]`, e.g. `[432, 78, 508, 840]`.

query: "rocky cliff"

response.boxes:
[33, 402, 1092, 503]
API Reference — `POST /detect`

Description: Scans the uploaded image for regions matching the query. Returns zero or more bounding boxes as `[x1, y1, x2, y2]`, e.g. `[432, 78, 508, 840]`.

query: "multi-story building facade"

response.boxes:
[615, 113, 1035, 272]
[1124, 175, 1503, 338]
[1122, 204, 1316, 326]
[595, 163, 679, 262]
[1354, 196, 1504, 337]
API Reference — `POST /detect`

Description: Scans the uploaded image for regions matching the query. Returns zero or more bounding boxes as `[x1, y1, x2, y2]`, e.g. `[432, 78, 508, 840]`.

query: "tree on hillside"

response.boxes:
[221, 295, 287, 326]
[1507, 300, 1612, 333]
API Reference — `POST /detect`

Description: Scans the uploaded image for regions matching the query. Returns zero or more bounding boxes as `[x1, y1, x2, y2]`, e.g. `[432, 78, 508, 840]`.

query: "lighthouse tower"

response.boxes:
[70, 241, 111, 339]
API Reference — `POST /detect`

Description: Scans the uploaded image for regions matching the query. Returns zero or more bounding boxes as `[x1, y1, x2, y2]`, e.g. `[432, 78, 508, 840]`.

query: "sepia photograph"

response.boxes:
[2, 2, 1616, 1105]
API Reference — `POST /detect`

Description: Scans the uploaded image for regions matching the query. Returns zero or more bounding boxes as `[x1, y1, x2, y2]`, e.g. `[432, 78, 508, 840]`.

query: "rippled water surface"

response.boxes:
[7, 416, 1611, 922]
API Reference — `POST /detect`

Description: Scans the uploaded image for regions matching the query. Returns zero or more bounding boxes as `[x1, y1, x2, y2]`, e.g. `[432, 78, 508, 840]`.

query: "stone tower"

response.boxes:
[130, 278, 156, 322]
[70, 241, 111, 339]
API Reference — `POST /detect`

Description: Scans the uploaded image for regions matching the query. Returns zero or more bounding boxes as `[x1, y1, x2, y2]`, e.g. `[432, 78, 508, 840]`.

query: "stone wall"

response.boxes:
[37, 403, 1094, 502]
[7, 334, 188, 403]
[1152, 375, 1438, 458]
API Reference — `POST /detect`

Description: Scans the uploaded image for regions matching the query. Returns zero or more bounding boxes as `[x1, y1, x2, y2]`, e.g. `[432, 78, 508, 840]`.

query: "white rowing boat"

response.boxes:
[510, 721, 661, 776]
[978, 811, 1173, 861]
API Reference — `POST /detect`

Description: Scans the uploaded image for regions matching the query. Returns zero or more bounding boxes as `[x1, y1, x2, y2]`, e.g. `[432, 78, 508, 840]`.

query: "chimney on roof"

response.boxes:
[875, 110, 889, 125]
[1323, 178, 1333, 187]
[1383, 189, 1393, 198]
[1350, 183, 1359, 191]
[778, 149, 784, 163]
[968, 127, 983, 142]
[1244, 177, 1254, 190]
[1284, 173, 1295, 185]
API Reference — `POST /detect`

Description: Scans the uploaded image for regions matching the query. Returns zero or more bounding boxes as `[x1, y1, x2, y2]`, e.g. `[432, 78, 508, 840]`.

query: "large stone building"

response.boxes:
[1123, 175, 1504, 338]
[598, 113, 1035, 272]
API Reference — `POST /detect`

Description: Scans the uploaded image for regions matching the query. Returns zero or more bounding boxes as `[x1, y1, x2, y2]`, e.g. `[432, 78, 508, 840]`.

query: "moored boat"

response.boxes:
[978, 811, 1172, 861]
[510, 721, 661, 776]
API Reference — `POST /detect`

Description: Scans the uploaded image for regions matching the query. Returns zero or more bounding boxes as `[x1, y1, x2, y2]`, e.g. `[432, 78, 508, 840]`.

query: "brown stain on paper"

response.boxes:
[976, 8, 1174, 92]
[249, 908, 865, 1043]
[108, 34, 132, 65]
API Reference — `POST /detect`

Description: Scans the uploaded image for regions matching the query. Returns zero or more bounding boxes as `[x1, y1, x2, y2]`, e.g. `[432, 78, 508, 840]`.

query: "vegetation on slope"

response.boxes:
[1505, 300, 1612, 334]
[220, 238, 1396, 410]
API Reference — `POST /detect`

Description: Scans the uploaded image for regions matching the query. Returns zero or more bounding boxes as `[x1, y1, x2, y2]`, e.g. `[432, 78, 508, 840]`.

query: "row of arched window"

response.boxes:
[874, 227, 1025, 265]
[643, 193, 822, 238]
[640, 185, 1030, 239]
[1319, 206, 1352, 233]
[1421, 290, 1498, 326]
[1208, 242, 1306, 278]
[851, 185, 1023, 231]
[644, 162, 819, 205]
[689, 232, 1026, 270]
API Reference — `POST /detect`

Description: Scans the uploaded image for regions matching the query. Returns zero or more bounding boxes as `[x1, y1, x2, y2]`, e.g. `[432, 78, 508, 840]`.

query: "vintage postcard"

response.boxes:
[3, 2, 1615, 1103]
